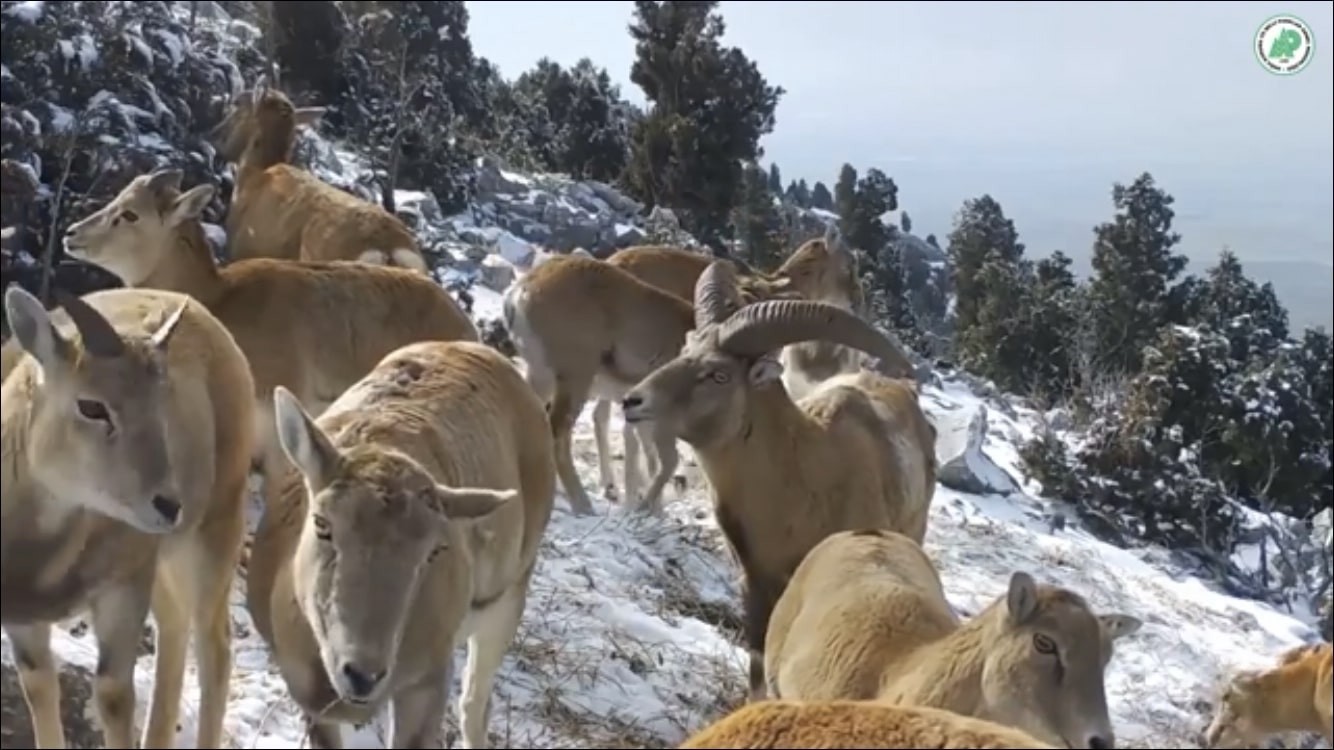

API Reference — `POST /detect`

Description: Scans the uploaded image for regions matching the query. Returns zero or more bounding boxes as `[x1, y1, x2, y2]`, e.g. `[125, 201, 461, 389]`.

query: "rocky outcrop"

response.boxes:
[934, 404, 1021, 496]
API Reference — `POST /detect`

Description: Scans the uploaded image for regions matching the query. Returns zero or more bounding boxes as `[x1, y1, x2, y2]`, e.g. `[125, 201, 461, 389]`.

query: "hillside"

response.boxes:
[1, 3, 1330, 750]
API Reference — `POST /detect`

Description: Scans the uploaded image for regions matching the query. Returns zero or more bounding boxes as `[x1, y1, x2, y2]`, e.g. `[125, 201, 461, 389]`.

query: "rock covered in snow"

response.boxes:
[934, 403, 1022, 496]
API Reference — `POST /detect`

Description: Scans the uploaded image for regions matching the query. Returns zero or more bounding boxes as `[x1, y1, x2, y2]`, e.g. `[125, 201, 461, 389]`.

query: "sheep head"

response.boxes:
[621, 260, 915, 448]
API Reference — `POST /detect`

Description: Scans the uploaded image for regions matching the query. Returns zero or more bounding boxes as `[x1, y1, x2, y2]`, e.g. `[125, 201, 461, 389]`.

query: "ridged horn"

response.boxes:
[692, 260, 743, 328]
[53, 289, 125, 358]
[715, 299, 915, 378]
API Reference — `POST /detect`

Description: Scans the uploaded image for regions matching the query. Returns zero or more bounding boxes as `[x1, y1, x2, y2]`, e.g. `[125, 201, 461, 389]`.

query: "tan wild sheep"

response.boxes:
[765, 529, 1142, 749]
[1203, 641, 1333, 748]
[1, 285, 255, 748]
[61, 167, 478, 522]
[246, 340, 555, 748]
[678, 699, 1060, 749]
[619, 260, 935, 701]
[214, 75, 427, 271]
[503, 253, 699, 516]
[591, 240, 869, 507]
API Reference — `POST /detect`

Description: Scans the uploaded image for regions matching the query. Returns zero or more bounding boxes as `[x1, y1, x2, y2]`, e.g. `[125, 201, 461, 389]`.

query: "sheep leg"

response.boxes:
[88, 573, 155, 748]
[742, 579, 778, 703]
[184, 504, 246, 749]
[390, 670, 450, 749]
[591, 399, 619, 501]
[622, 419, 644, 506]
[639, 423, 662, 478]
[637, 429, 679, 516]
[141, 576, 189, 747]
[5, 623, 66, 748]
[458, 572, 532, 749]
[549, 379, 595, 516]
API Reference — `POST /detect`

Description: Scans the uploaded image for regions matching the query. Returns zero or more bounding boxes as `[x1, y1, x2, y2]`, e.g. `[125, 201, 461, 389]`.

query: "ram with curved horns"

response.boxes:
[619, 260, 935, 702]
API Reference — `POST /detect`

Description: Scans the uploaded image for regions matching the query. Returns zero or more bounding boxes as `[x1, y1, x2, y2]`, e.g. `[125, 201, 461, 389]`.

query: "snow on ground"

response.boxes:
[3, 282, 1318, 750]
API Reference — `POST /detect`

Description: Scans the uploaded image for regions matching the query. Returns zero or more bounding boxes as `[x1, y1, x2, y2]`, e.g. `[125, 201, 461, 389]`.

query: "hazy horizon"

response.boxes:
[467, 1, 1333, 325]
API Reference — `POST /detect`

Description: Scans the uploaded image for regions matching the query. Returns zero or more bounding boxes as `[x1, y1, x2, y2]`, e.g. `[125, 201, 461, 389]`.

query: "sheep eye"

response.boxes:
[426, 544, 447, 563]
[1032, 633, 1058, 655]
[710, 370, 730, 384]
[121, 210, 139, 223]
[312, 515, 332, 541]
[76, 398, 111, 423]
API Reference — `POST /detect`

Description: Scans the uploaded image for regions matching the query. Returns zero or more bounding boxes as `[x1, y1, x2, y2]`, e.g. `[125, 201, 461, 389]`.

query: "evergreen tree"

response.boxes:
[1086, 172, 1187, 373]
[624, 0, 784, 246]
[945, 194, 1024, 334]
[784, 178, 811, 207]
[900, 211, 912, 234]
[925, 233, 939, 249]
[732, 161, 784, 270]
[767, 163, 783, 194]
[810, 180, 834, 210]
[833, 164, 858, 223]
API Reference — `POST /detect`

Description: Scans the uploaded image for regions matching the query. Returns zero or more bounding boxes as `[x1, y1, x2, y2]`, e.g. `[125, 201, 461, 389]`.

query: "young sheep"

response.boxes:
[1, 285, 255, 748]
[214, 75, 427, 271]
[620, 261, 933, 701]
[61, 167, 478, 529]
[1203, 641, 1333, 748]
[678, 700, 1060, 749]
[764, 528, 1143, 749]
[502, 253, 699, 516]
[247, 340, 555, 749]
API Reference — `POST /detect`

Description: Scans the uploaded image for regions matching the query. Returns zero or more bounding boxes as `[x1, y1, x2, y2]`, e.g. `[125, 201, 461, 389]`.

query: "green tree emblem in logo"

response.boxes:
[1267, 27, 1303, 62]
[1254, 15, 1315, 75]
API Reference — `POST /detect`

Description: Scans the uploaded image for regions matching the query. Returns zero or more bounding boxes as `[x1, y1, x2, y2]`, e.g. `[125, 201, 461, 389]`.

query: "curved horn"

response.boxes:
[53, 289, 125, 358]
[692, 260, 743, 328]
[715, 299, 915, 378]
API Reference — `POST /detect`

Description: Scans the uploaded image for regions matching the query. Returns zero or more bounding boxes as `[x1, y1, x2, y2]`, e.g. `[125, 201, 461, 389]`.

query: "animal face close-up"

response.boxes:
[978, 572, 1135, 750]
[273, 386, 513, 706]
[5, 286, 189, 534]
[62, 169, 215, 285]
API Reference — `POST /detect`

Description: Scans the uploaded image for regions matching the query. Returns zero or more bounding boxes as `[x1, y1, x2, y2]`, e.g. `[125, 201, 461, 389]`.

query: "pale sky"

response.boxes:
[467, 1, 1334, 277]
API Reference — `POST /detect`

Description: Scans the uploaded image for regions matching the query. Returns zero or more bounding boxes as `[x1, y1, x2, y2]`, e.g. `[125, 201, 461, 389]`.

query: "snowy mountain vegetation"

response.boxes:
[0, 2, 1329, 749]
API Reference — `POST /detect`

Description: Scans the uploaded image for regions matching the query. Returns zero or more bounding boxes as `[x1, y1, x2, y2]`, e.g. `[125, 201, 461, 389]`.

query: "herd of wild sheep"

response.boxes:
[0, 75, 1329, 750]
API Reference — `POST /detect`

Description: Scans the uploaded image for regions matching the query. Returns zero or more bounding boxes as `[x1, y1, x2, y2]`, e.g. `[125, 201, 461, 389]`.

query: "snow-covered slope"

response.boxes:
[1, 279, 1320, 750]
[0, 5, 1324, 749]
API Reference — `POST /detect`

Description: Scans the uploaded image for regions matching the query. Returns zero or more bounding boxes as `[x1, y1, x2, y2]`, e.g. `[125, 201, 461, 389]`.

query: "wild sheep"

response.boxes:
[585, 245, 797, 508]
[764, 529, 1142, 749]
[678, 700, 1060, 749]
[60, 167, 478, 525]
[503, 253, 699, 516]
[214, 75, 427, 272]
[246, 340, 555, 749]
[619, 260, 935, 701]
[1203, 641, 1333, 748]
[1, 285, 255, 748]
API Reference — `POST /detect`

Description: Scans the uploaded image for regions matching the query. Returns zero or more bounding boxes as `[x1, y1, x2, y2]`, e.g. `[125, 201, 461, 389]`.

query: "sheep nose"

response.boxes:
[151, 495, 181, 525]
[622, 395, 643, 409]
[1086, 735, 1114, 750]
[340, 662, 386, 698]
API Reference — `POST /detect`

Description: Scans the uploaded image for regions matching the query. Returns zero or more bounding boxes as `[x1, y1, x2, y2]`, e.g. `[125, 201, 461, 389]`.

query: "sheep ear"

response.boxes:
[5, 285, 74, 374]
[431, 485, 518, 520]
[1006, 571, 1040, 625]
[294, 107, 326, 127]
[273, 386, 340, 488]
[166, 185, 215, 226]
[1099, 613, 1143, 641]
[747, 354, 783, 387]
